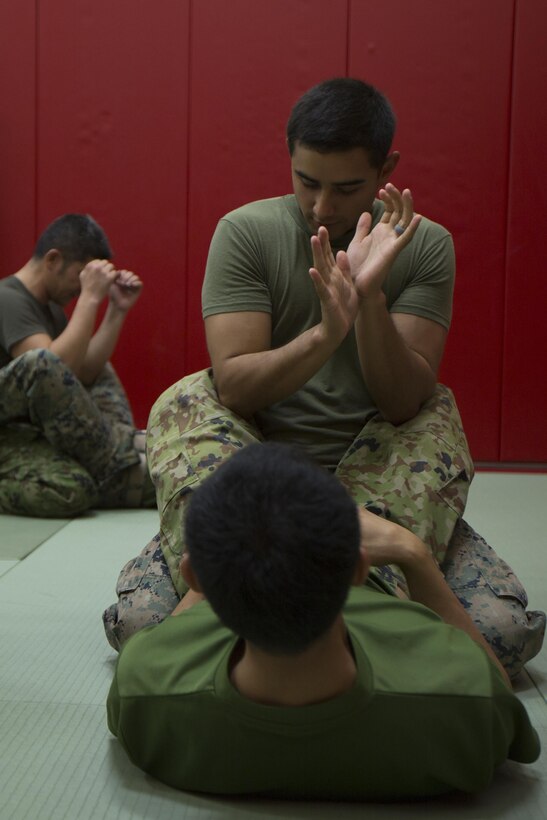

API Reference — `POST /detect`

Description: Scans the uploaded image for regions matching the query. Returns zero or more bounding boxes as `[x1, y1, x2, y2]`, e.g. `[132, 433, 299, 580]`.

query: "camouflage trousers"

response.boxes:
[0, 348, 155, 517]
[103, 369, 546, 678]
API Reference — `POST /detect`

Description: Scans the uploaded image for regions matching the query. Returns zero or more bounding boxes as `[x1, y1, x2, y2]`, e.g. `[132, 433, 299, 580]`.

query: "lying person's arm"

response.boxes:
[171, 589, 205, 615]
[358, 508, 512, 689]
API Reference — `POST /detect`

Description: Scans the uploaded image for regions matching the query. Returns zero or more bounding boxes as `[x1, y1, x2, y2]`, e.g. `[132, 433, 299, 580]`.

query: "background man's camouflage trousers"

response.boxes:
[0, 348, 155, 517]
[103, 369, 545, 678]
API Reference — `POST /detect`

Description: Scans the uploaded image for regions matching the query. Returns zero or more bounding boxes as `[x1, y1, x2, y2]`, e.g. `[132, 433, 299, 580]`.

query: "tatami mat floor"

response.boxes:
[0, 472, 545, 820]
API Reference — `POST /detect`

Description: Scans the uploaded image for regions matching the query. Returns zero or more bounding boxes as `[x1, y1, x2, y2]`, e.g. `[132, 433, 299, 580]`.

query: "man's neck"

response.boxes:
[229, 616, 357, 707]
[14, 260, 49, 304]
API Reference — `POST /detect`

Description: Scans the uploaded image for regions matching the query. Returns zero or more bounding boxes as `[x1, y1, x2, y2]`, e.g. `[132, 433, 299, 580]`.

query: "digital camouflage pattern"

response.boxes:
[0, 424, 98, 516]
[147, 370, 473, 597]
[442, 519, 545, 677]
[102, 519, 546, 680]
[336, 384, 474, 595]
[146, 368, 262, 595]
[0, 349, 155, 516]
[103, 369, 545, 677]
[102, 534, 179, 648]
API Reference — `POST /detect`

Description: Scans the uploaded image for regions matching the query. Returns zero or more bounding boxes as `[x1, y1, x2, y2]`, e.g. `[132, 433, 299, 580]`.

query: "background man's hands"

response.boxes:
[79, 259, 119, 302]
[109, 269, 144, 311]
[79, 261, 143, 311]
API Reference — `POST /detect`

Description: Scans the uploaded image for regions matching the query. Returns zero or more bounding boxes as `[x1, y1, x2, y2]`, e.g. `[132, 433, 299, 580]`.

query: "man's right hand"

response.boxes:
[309, 226, 360, 347]
[79, 259, 119, 302]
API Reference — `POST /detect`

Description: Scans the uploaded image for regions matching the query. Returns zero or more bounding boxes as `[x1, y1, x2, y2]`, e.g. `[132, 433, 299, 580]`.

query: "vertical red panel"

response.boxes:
[186, 0, 349, 372]
[0, 1, 36, 272]
[501, 0, 547, 462]
[348, 0, 514, 462]
[13, 0, 532, 459]
[38, 0, 190, 427]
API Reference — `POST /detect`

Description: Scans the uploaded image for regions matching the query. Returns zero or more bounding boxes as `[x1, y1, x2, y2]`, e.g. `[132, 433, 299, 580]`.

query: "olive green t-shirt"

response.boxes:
[107, 585, 539, 799]
[202, 196, 455, 469]
[0, 275, 66, 367]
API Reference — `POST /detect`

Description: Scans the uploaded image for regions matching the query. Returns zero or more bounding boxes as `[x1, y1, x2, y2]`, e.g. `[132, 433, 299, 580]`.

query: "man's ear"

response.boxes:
[180, 552, 203, 593]
[43, 249, 64, 272]
[351, 546, 370, 587]
[378, 151, 400, 187]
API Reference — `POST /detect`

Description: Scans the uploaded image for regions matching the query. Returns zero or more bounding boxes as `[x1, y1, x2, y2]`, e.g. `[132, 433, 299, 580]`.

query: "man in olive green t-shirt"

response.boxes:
[0, 214, 154, 516]
[103, 78, 544, 680]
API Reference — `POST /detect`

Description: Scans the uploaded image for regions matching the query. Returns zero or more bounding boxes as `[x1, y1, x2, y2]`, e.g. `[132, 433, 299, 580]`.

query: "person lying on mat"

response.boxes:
[107, 442, 539, 800]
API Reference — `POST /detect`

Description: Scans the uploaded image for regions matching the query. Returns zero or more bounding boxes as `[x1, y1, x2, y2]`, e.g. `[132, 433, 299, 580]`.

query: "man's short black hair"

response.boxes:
[33, 214, 112, 262]
[286, 77, 396, 169]
[185, 442, 361, 654]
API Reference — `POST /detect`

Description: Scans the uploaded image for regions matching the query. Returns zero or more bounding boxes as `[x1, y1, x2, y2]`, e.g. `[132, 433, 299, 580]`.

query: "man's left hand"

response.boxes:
[109, 269, 143, 311]
[347, 183, 421, 300]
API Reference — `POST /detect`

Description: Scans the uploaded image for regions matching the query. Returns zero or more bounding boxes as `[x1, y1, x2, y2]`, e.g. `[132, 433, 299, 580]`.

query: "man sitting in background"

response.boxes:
[107, 442, 539, 800]
[0, 213, 154, 517]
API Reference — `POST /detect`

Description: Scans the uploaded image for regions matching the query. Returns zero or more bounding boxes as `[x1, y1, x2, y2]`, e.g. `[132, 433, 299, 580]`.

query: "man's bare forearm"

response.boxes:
[49, 293, 101, 378]
[213, 324, 340, 418]
[78, 302, 128, 385]
[354, 294, 436, 424]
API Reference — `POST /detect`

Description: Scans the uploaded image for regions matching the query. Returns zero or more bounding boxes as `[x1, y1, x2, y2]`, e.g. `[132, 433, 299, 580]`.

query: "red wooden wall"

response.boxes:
[1, 0, 545, 464]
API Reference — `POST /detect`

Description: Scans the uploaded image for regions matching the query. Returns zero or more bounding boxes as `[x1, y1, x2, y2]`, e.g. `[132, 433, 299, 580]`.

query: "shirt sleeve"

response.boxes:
[0, 283, 66, 353]
[201, 217, 272, 318]
[386, 221, 455, 330]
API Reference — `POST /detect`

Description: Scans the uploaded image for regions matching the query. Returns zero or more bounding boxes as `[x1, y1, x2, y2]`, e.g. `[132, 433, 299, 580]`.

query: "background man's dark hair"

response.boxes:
[286, 77, 396, 169]
[185, 442, 361, 654]
[33, 214, 112, 262]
